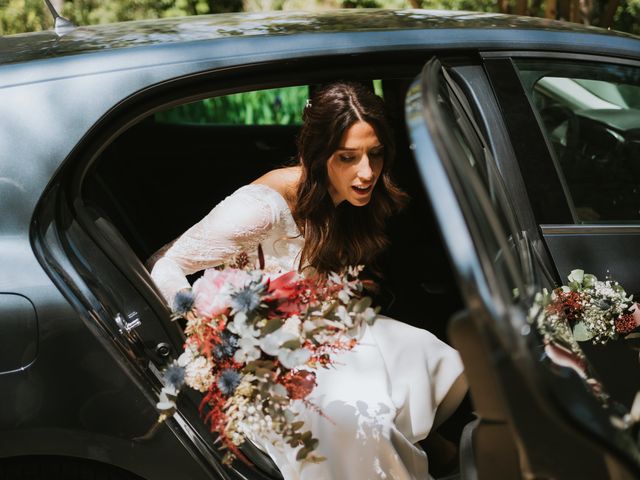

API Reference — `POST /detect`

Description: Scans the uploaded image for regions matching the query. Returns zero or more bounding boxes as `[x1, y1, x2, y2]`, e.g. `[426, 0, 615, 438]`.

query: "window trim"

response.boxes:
[483, 56, 575, 225]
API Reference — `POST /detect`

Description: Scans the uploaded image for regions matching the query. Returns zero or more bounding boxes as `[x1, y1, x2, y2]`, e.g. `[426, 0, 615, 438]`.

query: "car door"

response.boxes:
[406, 57, 640, 479]
[483, 53, 640, 407]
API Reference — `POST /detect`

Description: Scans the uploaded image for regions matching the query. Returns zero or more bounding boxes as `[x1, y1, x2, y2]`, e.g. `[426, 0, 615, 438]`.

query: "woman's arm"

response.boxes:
[150, 186, 278, 306]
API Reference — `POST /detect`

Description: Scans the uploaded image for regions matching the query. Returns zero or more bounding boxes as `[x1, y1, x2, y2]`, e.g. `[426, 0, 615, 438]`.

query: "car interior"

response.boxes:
[524, 70, 640, 223]
[79, 75, 475, 478]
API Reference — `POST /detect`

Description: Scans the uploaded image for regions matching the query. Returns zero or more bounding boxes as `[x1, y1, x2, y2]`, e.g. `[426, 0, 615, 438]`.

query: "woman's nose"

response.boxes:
[357, 155, 374, 181]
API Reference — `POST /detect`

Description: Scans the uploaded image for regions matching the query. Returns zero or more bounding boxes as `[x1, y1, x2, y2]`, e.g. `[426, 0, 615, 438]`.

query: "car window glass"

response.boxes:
[515, 60, 640, 223]
[155, 81, 383, 126]
[155, 85, 309, 125]
[440, 70, 536, 294]
[434, 69, 530, 309]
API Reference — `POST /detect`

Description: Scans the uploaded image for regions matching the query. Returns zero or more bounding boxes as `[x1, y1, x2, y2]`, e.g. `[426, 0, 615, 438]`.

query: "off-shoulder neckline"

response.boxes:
[244, 182, 293, 215]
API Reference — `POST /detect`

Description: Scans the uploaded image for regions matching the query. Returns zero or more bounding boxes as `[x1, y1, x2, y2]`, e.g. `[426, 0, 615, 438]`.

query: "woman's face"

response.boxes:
[326, 121, 384, 207]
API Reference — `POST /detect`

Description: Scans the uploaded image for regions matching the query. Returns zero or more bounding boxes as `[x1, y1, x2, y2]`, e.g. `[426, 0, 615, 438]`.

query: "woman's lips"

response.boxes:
[351, 184, 373, 195]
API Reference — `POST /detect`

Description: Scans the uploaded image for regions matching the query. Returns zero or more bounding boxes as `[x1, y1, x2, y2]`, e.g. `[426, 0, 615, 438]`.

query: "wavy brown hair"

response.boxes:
[293, 81, 408, 274]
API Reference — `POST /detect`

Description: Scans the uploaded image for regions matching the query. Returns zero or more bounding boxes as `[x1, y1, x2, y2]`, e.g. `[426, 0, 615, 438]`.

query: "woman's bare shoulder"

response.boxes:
[251, 166, 301, 204]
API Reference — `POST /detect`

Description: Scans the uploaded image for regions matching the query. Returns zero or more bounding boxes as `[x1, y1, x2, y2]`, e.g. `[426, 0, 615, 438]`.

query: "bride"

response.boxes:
[150, 81, 467, 479]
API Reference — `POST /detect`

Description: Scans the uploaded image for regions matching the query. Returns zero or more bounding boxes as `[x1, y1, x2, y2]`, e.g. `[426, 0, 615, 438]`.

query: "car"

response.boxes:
[1, 7, 640, 479]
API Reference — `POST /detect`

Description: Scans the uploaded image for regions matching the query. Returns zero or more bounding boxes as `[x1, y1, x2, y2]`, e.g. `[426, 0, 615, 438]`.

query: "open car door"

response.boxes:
[405, 57, 640, 479]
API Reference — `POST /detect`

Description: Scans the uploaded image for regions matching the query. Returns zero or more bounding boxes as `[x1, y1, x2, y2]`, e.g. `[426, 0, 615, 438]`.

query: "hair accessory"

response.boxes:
[305, 99, 312, 109]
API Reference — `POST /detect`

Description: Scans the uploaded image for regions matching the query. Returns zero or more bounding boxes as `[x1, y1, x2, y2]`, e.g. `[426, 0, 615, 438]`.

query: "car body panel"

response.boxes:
[1, 9, 638, 65]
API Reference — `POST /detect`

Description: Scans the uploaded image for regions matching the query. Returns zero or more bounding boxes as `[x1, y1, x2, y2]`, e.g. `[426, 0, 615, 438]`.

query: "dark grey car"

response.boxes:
[1, 8, 640, 479]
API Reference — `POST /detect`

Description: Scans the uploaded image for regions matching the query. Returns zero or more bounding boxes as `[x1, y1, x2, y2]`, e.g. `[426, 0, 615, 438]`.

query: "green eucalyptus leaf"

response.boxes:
[255, 368, 273, 378]
[353, 297, 372, 313]
[281, 339, 301, 350]
[573, 321, 595, 342]
[296, 447, 311, 461]
[288, 436, 303, 447]
[262, 318, 284, 335]
[568, 269, 584, 285]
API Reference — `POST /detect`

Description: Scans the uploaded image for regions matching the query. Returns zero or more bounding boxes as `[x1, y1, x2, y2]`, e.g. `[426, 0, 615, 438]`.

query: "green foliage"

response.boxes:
[155, 86, 309, 125]
[0, 0, 50, 35]
[0, 0, 243, 35]
[416, 0, 497, 11]
[0, 0, 637, 37]
[616, 0, 640, 35]
[60, 0, 242, 26]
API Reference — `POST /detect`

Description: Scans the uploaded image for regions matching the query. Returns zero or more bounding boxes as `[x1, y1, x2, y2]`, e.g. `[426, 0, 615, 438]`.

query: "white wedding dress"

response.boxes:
[151, 184, 466, 480]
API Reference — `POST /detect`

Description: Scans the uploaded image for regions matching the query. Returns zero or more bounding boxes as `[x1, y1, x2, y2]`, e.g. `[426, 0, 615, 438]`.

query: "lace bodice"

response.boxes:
[151, 184, 304, 304]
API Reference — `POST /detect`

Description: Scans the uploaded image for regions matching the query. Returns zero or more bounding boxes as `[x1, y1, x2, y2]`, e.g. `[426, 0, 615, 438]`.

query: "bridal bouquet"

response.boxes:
[532, 269, 639, 347]
[156, 258, 377, 465]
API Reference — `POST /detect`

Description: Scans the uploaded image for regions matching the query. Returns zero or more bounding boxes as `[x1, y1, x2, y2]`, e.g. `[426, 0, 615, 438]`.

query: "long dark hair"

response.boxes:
[293, 81, 408, 274]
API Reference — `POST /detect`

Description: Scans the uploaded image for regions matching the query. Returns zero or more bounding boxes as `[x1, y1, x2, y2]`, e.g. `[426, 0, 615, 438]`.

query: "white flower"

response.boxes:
[360, 307, 377, 325]
[177, 344, 196, 367]
[259, 328, 298, 356]
[183, 355, 215, 392]
[338, 289, 351, 304]
[278, 348, 311, 369]
[226, 312, 262, 362]
[282, 315, 302, 336]
[335, 305, 353, 327]
[227, 312, 251, 336]
[234, 335, 261, 363]
[302, 319, 317, 333]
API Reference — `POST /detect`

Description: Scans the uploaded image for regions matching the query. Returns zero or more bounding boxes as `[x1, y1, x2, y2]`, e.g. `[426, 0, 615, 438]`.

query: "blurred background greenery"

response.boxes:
[0, 0, 638, 36]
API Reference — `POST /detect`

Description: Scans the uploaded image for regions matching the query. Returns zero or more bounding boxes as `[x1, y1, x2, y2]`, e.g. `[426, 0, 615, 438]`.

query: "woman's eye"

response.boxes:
[339, 154, 356, 162]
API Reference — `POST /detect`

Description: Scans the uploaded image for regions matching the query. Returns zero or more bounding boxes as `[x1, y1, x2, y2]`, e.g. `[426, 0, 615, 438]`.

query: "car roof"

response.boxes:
[1, 9, 639, 66]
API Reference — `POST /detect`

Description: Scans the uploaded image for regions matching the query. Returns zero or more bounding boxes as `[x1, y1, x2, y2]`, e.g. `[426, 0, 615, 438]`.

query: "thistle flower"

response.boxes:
[218, 369, 242, 396]
[163, 362, 186, 390]
[213, 331, 239, 360]
[230, 281, 265, 314]
[172, 288, 196, 315]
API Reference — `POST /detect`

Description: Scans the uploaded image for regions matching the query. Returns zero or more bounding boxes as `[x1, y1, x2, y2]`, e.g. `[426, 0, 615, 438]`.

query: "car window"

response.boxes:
[440, 69, 534, 296]
[154, 80, 384, 126]
[515, 60, 640, 223]
[155, 85, 309, 125]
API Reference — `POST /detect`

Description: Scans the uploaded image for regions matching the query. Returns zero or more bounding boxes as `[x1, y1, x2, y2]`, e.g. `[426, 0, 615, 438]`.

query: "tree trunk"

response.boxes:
[498, 0, 510, 13]
[569, 0, 581, 22]
[409, 0, 421, 8]
[545, 0, 558, 18]
[516, 0, 528, 15]
[557, 0, 572, 20]
[600, 0, 620, 28]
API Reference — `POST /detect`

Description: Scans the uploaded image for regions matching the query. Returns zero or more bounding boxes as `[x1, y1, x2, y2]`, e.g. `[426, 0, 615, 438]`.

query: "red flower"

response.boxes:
[266, 271, 299, 300]
[615, 314, 637, 335]
[280, 370, 317, 400]
[548, 290, 583, 323]
[615, 303, 640, 335]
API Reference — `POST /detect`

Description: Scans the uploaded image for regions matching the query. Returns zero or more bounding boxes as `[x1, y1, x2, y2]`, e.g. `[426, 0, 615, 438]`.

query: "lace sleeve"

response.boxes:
[150, 185, 279, 305]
